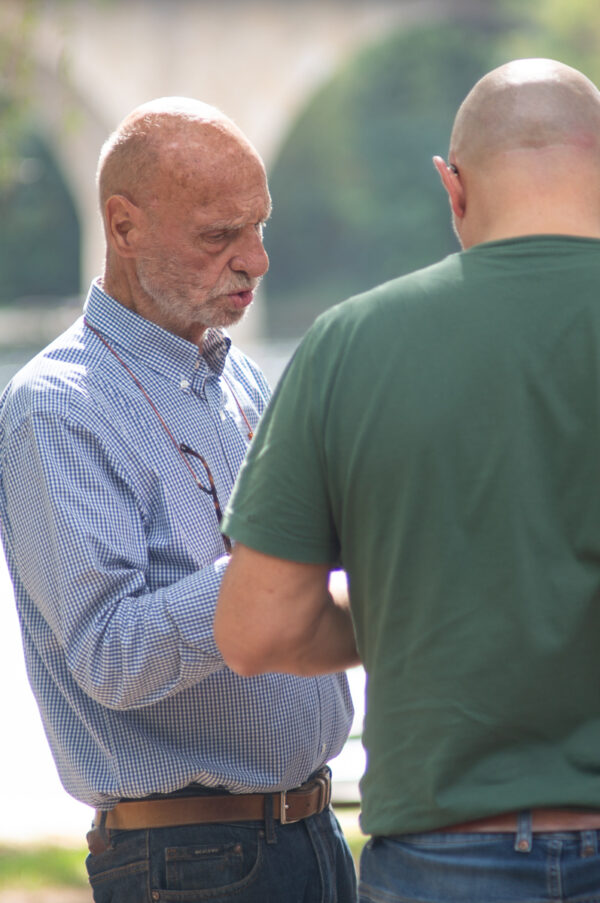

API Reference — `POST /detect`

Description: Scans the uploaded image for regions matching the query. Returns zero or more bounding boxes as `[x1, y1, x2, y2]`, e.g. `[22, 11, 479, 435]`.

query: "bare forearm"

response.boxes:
[215, 547, 360, 677]
[285, 586, 360, 676]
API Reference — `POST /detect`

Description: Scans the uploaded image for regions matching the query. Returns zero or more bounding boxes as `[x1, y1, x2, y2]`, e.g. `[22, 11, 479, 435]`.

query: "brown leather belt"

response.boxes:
[95, 769, 332, 831]
[439, 809, 600, 833]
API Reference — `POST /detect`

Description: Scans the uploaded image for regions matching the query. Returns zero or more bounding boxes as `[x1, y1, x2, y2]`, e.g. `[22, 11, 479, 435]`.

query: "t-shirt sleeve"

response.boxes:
[222, 326, 340, 564]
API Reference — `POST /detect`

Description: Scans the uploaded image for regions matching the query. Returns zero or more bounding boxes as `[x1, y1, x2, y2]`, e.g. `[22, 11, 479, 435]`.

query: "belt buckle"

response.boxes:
[279, 768, 332, 825]
[279, 789, 298, 825]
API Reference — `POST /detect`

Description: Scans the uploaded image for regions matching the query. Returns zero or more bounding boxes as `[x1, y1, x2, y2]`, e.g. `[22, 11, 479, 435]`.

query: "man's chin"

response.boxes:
[211, 302, 250, 330]
[176, 296, 252, 333]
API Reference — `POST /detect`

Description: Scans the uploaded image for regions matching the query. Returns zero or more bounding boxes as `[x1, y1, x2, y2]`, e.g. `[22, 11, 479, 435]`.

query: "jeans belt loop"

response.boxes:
[265, 793, 277, 843]
[581, 830, 598, 858]
[515, 810, 533, 853]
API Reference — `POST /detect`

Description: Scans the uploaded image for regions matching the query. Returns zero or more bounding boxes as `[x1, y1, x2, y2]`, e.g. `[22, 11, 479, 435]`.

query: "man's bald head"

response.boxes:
[450, 58, 600, 169]
[97, 97, 259, 212]
[434, 59, 600, 247]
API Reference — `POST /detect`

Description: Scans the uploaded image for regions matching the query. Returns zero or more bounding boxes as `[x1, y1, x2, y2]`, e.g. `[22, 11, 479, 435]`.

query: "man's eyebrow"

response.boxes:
[198, 221, 237, 233]
[198, 210, 272, 234]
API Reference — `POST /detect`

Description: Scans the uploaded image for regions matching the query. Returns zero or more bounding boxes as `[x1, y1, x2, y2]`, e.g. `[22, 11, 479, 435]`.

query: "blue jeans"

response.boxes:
[86, 805, 357, 902]
[359, 816, 600, 903]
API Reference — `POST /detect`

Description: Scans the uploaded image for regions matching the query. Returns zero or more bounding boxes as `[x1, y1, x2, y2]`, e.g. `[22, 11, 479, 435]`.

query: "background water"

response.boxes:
[0, 334, 365, 844]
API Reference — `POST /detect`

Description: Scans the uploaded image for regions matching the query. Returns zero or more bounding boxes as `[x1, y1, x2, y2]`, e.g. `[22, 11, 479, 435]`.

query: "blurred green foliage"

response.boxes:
[265, 17, 506, 336]
[0, 844, 88, 889]
[264, 0, 600, 338]
[504, 0, 600, 83]
[0, 130, 80, 303]
[0, 0, 80, 306]
[0, 0, 38, 190]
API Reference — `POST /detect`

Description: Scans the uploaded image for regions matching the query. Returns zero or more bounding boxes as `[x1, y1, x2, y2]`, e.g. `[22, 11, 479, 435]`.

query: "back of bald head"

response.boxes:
[451, 58, 600, 170]
[96, 96, 255, 212]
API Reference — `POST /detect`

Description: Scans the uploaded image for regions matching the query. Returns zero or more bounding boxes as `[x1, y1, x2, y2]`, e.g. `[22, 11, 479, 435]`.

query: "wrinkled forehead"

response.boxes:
[143, 130, 271, 226]
[153, 122, 267, 200]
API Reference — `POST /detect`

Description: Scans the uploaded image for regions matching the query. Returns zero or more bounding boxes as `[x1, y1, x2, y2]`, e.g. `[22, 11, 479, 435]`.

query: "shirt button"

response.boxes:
[321, 743, 327, 754]
[180, 378, 190, 389]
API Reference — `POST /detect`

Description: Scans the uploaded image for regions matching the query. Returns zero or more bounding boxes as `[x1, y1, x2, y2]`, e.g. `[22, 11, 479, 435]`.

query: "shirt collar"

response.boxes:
[83, 280, 232, 381]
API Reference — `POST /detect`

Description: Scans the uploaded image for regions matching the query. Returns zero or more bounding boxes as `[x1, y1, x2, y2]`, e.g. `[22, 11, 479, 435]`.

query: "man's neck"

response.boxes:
[100, 267, 207, 351]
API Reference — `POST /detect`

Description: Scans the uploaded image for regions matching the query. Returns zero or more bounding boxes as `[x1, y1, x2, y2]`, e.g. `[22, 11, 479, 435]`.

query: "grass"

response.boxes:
[0, 845, 89, 890]
[0, 807, 366, 890]
[347, 832, 367, 866]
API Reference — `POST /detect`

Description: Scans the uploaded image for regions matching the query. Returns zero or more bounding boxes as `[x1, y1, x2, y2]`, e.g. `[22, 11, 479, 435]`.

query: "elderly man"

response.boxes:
[0, 98, 356, 902]
[216, 59, 600, 902]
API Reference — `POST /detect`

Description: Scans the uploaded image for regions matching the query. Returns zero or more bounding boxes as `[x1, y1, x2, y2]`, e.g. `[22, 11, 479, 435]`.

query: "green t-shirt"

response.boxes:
[223, 236, 600, 836]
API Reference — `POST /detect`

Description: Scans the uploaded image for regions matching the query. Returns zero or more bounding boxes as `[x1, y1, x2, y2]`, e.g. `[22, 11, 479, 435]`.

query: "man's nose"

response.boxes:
[230, 228, 269, 278]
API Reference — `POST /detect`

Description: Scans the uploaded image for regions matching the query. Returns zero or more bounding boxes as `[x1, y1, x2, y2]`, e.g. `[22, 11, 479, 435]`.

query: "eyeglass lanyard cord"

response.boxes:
[83, 318, 252, 485]
[222, 374, 254, 440]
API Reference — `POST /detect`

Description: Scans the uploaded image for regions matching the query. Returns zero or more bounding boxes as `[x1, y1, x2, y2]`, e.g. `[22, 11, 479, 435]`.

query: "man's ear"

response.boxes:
[104, 195, 144, 258]
[432, 156, 466, 220]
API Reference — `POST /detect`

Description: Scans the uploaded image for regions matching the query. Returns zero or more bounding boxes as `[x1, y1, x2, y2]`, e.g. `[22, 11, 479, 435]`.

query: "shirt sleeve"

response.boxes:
[1, 410, 230, 711]
[223, 325, 341, 564]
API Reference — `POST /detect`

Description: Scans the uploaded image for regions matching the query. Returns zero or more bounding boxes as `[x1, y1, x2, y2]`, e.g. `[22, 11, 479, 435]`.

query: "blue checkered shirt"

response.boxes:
[0, 282, 353, 808]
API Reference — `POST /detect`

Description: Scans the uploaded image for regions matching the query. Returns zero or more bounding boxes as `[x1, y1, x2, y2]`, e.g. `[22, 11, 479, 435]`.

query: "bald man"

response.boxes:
[215, 59, 600, 901]
[0, 99, 356, 902]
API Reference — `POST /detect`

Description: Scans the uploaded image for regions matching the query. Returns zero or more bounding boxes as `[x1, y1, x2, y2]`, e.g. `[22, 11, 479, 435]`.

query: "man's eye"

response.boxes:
[205, 232, 228, 243]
